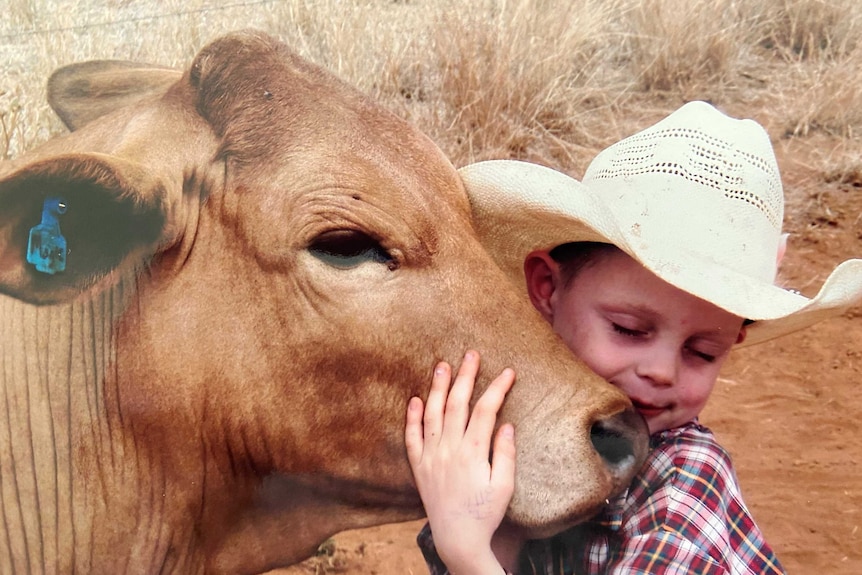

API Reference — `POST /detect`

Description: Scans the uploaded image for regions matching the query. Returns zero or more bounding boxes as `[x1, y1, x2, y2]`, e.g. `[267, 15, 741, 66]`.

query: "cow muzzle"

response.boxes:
[590, 405, 649, 487]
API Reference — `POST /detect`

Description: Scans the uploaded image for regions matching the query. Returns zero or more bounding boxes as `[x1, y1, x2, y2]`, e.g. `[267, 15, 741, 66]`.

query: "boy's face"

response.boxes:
[545, 250, 745, 435]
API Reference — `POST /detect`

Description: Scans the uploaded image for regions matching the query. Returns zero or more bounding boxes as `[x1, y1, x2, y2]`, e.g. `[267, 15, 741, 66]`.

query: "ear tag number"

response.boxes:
[27, 197, 68, 274]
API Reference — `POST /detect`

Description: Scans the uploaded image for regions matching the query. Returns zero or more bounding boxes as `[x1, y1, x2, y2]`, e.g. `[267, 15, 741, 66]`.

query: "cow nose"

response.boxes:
[590, 406, 649, 474]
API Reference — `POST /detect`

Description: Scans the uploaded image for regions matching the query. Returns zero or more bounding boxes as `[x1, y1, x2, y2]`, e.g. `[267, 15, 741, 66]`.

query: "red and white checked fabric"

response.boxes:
[418, 420, 785, 575]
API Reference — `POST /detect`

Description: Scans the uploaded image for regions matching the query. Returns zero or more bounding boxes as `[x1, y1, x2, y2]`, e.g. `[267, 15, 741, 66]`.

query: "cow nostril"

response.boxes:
[590, 408, 649, 470]
[590, 421, 634, 466]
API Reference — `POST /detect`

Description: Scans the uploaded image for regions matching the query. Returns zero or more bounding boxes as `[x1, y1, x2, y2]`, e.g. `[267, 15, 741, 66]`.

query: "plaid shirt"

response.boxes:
[417, 420, 785, 575]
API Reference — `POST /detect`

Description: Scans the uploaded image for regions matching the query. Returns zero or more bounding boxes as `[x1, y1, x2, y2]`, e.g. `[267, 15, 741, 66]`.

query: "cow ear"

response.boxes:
[0, 153, 176, 305]
[48, 60, 182, 131]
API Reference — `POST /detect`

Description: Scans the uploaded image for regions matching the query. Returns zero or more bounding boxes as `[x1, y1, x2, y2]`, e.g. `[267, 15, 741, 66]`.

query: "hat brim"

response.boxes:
[460, 160, 862, 347]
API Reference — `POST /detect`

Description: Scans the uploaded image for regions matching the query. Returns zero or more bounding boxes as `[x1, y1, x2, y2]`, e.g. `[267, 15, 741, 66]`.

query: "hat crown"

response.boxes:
[583, 101, 783, 282]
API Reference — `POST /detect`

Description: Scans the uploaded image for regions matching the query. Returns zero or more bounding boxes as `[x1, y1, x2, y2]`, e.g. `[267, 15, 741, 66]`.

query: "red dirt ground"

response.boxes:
[280, 134, 862, 575]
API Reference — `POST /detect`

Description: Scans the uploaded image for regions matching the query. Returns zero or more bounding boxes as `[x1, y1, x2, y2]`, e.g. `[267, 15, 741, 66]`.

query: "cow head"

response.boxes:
[0, 31, 647, 574]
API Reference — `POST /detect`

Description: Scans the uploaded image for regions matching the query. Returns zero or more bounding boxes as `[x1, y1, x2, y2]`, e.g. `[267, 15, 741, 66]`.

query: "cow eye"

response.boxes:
[309, 230, 396, 269]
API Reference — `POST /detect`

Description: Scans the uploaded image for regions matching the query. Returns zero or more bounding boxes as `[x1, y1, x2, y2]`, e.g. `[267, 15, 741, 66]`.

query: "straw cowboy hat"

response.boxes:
[460, 101, 862, 347]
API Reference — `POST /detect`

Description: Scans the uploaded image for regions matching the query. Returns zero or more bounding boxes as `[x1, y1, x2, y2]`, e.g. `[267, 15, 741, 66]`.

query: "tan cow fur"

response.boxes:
[0, 31, 647, 574]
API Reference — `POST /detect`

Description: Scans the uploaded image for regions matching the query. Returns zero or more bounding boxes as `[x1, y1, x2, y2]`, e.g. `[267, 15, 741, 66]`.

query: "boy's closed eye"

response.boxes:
[685, 346, 718, 363]
[685, 337, 736, 364]
[607, 312, 653, 340]
[612, 323, 648, 338]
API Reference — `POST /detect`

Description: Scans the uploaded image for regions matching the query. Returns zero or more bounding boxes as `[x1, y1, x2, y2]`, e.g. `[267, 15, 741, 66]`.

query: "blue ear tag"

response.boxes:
[27, 197, 68, 274]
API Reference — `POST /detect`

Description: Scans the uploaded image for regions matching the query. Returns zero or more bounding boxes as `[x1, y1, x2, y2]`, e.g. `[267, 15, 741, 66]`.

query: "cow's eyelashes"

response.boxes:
[309, 230, 397, 270]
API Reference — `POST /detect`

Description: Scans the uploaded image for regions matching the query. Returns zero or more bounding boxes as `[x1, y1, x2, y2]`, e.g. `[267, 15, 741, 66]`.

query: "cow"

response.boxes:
[0, 30, 648, 575]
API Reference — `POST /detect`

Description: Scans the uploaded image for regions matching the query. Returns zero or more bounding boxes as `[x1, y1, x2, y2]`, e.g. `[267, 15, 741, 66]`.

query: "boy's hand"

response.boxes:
[405, 350, 517, 574]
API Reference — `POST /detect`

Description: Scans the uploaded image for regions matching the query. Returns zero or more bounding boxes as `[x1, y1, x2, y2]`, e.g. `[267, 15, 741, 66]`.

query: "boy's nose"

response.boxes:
[635, 346, 677, 387]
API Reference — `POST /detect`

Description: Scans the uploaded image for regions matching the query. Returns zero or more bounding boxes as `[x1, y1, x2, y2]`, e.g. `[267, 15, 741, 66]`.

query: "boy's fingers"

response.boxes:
[422, 361, 452, 443]
[464, 367, 516, 452]
[405, 396, 426, 467]
[442, 350, 481, 442]
[490, 423, 516, 495]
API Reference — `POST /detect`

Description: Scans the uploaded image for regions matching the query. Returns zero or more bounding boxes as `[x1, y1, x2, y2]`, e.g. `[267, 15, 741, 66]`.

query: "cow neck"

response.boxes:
[0, 277, 195, 574]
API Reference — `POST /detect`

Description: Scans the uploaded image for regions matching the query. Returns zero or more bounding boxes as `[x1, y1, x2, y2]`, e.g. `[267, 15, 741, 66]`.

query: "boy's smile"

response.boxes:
[628, 399, 669, 419]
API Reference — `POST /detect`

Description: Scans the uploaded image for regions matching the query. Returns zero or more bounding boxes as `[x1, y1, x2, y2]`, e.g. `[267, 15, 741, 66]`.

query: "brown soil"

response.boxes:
[280, 134, 862, 575]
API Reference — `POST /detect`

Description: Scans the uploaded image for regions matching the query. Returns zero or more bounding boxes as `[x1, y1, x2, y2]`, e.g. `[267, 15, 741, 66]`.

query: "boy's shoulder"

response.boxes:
[651, 419, 724, 449]
[642, 420, 737, 492]
[606, 420, 744, 530]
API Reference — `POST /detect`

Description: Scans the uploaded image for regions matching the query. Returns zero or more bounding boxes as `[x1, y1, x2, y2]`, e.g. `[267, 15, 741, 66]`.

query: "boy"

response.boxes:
[405, 101, 862, 574]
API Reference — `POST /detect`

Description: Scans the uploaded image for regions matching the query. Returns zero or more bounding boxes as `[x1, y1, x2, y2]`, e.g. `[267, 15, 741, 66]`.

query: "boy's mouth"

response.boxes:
[631, 399, 667, 417]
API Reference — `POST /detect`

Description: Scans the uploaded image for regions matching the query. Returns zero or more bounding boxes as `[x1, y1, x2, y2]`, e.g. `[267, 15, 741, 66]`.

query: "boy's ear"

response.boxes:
[523, 250, 560, 324]
[736, 325, 748, 345]
[776, 233, 789, 267]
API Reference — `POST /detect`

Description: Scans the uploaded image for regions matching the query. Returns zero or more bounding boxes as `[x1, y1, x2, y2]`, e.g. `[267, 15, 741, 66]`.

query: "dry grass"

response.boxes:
[3, 0, 862, 174]
[758, 0, 859, 60]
